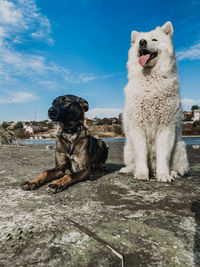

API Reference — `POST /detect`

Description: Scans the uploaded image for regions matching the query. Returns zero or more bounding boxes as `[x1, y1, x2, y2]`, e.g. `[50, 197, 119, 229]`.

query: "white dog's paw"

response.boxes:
[178, 166, 189, 177]
[170, 170, 180, 179]
[134, 172, 149, 181]
[119, 166, 134, 174]
[157, 173, 175, 183]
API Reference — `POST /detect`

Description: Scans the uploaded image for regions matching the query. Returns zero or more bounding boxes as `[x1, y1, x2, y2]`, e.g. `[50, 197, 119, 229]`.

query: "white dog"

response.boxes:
[120, 22, 189, 182]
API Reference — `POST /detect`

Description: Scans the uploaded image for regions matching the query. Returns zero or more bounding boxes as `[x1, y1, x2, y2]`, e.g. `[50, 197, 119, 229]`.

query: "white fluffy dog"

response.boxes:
[120, 21, 189, 182]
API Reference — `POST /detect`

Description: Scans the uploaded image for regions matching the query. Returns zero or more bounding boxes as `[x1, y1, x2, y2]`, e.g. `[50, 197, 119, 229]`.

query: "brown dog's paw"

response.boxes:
[20, 180, 38, 190]
[47, 183, 64, 194]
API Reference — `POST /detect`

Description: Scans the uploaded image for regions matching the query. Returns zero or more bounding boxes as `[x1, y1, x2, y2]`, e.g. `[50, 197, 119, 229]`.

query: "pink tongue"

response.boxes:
[139, 54, 150, 66]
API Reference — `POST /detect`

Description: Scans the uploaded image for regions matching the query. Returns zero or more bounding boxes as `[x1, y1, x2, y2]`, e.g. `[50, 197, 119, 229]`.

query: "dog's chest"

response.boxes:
[59, 133, 87, 173]
[127, 87, 180, 127]
[70, 155, 80, 173]
[61, 141, 81, 173]
[57, 133, 78, 156]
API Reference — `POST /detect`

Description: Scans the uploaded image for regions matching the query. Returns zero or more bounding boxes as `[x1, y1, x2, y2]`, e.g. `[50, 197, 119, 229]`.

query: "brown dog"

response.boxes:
[21, 95, 108, 193]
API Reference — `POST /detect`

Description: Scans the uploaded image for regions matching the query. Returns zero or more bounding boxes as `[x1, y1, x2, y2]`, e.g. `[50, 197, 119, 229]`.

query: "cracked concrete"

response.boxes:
[0, 141, 200, 266]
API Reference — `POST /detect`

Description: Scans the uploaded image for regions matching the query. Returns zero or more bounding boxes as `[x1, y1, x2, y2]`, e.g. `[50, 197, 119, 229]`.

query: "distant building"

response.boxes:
[84, 118, 93, 126]
[193, 109, 200, 121]
[24, 124, 41, 135]
[109, 118, 117, 124]
[183, 111, 193, 121]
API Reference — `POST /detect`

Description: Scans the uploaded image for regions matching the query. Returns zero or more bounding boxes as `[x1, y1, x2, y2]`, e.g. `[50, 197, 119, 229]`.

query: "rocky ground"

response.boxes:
[0, 141, 200, 267]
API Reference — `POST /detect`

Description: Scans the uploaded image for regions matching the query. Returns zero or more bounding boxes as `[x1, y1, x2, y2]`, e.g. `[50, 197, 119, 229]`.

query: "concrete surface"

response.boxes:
[0, 141, 200, 267]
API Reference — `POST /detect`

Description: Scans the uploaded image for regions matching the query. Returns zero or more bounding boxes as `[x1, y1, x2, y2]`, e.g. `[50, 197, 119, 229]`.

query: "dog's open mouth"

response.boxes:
[138, 49, 158, 67]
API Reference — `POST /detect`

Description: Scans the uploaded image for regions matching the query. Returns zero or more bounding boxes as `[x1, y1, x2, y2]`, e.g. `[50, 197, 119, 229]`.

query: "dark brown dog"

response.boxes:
[21, 95, 108, 193]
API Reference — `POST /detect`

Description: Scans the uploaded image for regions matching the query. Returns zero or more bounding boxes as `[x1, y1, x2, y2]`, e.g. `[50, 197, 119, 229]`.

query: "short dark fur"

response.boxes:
[21, 95, 108, 193]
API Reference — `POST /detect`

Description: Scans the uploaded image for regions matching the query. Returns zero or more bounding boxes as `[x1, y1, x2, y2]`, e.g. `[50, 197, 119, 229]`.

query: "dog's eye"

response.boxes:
[152, 38, 157, 42]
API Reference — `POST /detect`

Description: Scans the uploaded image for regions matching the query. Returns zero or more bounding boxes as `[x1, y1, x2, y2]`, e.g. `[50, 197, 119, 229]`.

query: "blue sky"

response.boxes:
[0, 0, 200, 122]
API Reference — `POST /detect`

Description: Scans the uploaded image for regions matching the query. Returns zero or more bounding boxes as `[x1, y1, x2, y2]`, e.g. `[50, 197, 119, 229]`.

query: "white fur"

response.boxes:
[120, 22, 189, 182]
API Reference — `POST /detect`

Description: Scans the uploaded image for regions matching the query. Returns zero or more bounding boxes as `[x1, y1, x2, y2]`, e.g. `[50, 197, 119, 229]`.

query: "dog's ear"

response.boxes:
[79, 98, 89, 112]
[161, 21, 173, 37]
[131, 30, 139, 45]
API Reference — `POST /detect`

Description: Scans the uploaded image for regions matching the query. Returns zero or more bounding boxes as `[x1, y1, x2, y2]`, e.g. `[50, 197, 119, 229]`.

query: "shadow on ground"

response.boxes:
[191, 200, 200, 266]
[0, 142, 200, 266]
[90, 162, 124, 181]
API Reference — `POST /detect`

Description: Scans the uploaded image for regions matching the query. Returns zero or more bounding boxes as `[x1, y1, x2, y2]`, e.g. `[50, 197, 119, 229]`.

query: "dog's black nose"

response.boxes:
[48, 107, 59, 120]
[139, 39, 147, 48]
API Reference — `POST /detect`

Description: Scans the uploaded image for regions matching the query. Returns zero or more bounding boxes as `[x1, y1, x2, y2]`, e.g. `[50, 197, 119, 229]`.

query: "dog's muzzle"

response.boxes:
[139, 39, 147, 49]
[48, 107, 60, 121]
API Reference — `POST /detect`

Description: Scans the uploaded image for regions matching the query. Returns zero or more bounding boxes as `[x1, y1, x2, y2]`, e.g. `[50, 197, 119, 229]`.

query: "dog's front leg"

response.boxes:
[47, 169, 90, 194]
[21, 168, 65, 190]
[156, 127, 175, 182]
[130, 128, 149, 181]
[21, 152, 70, 190]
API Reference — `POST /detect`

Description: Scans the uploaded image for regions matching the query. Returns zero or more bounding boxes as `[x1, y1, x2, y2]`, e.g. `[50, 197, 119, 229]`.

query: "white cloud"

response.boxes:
[0, 0, 121, 87]
[78, 72, 124, 83]
[0, 46, 46, 79]
[0, 0, 121, 95]
[181, 98, 200, 111]
[64, 72, 97, 84]
[79, 73, 97, 83]
[87, 108, 123, 119]
[176, 42, 200, 61]
[64, 72, 123, 84]
[0, 0, 57, 82]
[0, 44, 72, 82]
[0, 42, 113, 86]
[12, 91, 39, 103]
[101, 72, 124, 79]
[0, 0, 52, 44]
[39, 80, 57, 88]
[0, 91, 39, 104]
[30, 15, 53, 44]
[0, 0, 23, 25]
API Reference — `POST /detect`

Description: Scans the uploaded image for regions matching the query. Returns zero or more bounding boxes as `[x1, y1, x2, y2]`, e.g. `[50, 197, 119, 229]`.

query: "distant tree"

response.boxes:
[114, 118, 121, 125]
[14, 128, 30, 139]
[101, 118, 112, 125]
[191, 105, 199, 113]
[113, 125, 123, 135]
[2, 121, 10, 130]
[119, 113, 123, 124]
[95, 118, 104, 125]
[47, 121, 54, 129]
[0, 128, 15, 144]
[193, 120, 200, 127]
[14, 121, 23, 130]
[38, 120, 48, 127]
[30, 121, 39, 126]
